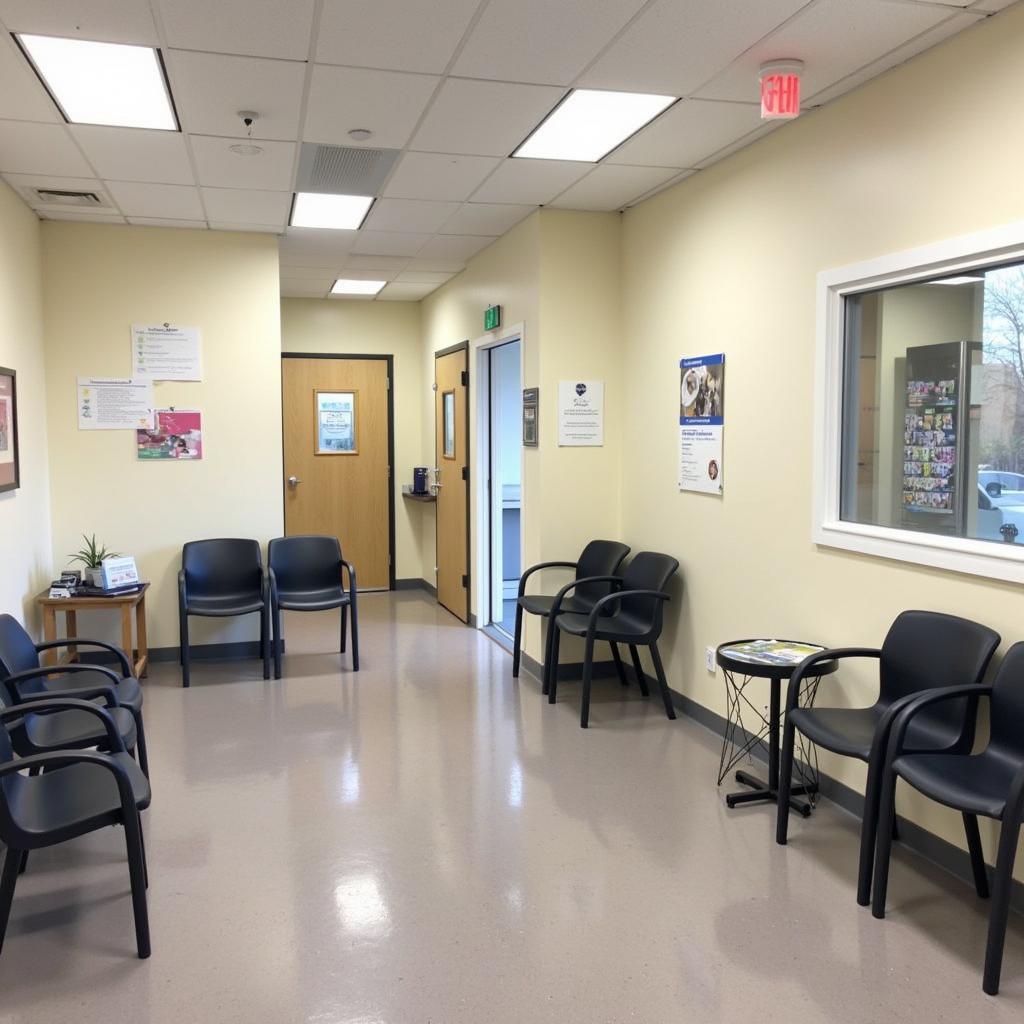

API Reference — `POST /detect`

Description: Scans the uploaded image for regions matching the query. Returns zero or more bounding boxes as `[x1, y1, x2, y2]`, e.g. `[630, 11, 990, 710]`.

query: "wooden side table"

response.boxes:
[36, 583, 150, 678]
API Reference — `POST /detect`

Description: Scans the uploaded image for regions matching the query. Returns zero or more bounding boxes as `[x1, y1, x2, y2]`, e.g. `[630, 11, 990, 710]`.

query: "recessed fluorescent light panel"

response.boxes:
[934, 276, 986, 286]
[514, 89, 676, 162]
[17, 34, 177, 130]
[331, 279, 386, 296]
[291, 193, 374, 230]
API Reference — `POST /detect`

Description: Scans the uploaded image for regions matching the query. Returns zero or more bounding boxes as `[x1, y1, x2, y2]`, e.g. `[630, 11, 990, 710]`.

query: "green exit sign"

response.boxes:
[484, 304, 501, 331]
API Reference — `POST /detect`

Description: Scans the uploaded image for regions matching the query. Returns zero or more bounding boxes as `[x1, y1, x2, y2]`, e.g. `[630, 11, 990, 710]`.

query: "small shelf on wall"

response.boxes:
[402, 489, 436, 504]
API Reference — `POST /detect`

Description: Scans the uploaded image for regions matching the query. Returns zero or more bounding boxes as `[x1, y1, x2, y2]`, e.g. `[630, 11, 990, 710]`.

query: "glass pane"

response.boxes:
[841, 263, 1024, 546]
[443, 390, 456, 458]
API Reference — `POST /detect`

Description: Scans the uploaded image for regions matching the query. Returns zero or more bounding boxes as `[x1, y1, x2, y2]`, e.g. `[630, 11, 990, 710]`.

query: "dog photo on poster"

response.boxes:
[679, 353, 725, 494]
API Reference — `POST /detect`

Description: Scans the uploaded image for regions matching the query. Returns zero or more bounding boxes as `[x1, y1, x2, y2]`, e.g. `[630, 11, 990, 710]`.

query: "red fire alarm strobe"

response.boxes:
[759, 60, 803, 120]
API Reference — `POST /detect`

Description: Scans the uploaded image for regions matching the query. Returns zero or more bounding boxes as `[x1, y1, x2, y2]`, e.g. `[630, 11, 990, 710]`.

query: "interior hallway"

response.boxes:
[0, 591, 1021, 1023]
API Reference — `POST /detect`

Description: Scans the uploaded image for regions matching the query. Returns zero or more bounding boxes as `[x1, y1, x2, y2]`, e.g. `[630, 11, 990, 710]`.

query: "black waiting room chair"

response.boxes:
[512, 540, 630, 689]
[0, 698, 151, 959]
[776, 610, 1000, 908]
[0, 613, 149, 776]
[872, 640, 1024, 995]
[548, 551, 680, 729]
[178, 538, 269, 687]
[268, 535, 359, 678]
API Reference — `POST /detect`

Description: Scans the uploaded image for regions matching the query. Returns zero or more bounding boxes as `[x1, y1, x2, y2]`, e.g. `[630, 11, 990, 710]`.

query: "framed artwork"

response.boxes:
[315, 389, 357, 454]
[442, 390, 456, 459]
[0, 367, 18, 493]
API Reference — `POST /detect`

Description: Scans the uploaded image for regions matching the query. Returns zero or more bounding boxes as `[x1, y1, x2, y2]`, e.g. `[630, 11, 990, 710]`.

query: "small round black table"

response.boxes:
[716, 639, 837, 816]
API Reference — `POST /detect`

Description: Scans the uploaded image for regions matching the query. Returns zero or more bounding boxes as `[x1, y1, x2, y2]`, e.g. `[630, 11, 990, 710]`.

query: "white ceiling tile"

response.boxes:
[280, 265, 340, 279]
[395, 271, 455, 284]
[156, 0, 318, 60]
[105, 181, 204, 219]
[470, 159, 589, 204]
[579, 0, 810, 96]
[0, 121, 93, 175]
[70, 126, 194, 184]
[0, 33, 59, 123]
[550, 164, 680, 210]
[406, 257, 466, 272]
[454, 0, 647, 85]
[0, 0, 159, 44]
[127, 217, 207, 228]
[200, 186, 290, 225]
[439, 202, 535, 236]
[364, 198, 460, 234]
[383, 152, 500, 201]
[626, 167, 695, 204]
[971, 0, 1019, 9]
[37, 209, 127, 223]
[351, 230, 431, 256]
[316, 0, 481, 74]
[334, 267, 401, 281]
[378, 282, 439, 301]
[696, 0, 956, 103]
[694, 123, 778, 169]
[607, 100, 761, 168]
[210, 222, 282, 233]
[342, 255, 410, 272]
[189, 136, 296, 190]
[279, 227, 358, 265]
[165, 52, 306, 141]
[416, 234, 494, 260]
[411, 79, 565, 157]
[281, 278, 332, 296]
[305, 66, 439, 149]
[2, 172, 113, 210]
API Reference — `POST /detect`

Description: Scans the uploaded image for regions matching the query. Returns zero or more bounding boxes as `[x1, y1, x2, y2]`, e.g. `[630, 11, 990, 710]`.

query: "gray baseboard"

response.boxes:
[520, 650, 622, 682]
[81, 640, 278, 665]
[396, 578, 437, 596]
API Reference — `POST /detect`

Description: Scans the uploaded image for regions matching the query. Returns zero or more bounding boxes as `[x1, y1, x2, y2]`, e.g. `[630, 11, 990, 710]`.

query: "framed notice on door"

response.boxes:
[315, 390, 357, 454]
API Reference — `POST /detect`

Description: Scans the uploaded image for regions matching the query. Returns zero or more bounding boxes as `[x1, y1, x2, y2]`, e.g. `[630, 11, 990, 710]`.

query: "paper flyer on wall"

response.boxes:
[131, 324, 203, 381]
[557, 380, 604, 446]
[137, 409, 203, 460]
[679, 353, 725, 494]
[77, 378, 155, 430]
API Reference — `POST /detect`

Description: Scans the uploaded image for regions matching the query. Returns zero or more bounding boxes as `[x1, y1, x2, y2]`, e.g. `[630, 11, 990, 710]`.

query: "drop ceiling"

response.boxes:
[0, 0, 1014, 301]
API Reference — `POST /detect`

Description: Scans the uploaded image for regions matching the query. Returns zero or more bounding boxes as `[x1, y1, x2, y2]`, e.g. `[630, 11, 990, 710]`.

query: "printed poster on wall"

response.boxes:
[77, 377, 155, 430]
[557, 380, 604, 446]
[131, 324, 203, 381]
[679, 354, 725, 494]
[137, 409, 203, 460]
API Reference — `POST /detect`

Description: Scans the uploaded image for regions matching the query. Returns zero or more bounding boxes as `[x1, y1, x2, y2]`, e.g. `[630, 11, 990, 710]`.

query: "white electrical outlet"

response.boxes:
[705, 646, 716, 673]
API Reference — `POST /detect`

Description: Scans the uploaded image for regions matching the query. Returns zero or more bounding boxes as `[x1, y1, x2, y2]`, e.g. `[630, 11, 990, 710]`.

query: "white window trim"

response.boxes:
[813, 218, 1024, 585]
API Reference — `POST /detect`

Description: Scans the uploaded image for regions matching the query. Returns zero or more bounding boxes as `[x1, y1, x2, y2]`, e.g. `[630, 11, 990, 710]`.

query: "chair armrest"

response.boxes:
[585, 588, 668, 631]
[17, 684, 119, 707]
[3, 663, 122, 706]
[549, 575, 622, 618]
[517, 561, 577, 598]
[34, 638, 132, 676]
[785, 647, 881, 711]
[267, 566, 278, 601]
[0, 750, 137, 811]
[341, 560, 357, 597]
[886, 684, 994, 762]
[0, 697, 126, 752]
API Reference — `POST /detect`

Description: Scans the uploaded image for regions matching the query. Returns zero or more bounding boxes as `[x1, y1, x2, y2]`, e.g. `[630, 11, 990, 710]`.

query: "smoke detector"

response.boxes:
[348, 128, 373, 142]
[230, 143, 264, 156]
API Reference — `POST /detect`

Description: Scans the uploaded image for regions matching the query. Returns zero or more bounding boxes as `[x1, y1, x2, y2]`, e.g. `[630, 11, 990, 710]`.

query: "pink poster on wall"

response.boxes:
[136, 409, 202, 460]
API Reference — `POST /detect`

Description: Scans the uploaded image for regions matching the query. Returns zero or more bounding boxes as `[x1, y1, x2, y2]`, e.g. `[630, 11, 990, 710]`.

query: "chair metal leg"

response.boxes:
[134, 712, 150, 779]
[856, 753, 886, 907]
[123, 809, 151, 959]
[180, 614, 191, 688]
[580, 634, 596, 728]
[983, 818, 1020, 995]
[547, 628, 562, 704]
[261, 606, 270, 680]
[775, 716, 798, 845]
[610, 642, 628, 686]
[870, 767, 899, 919]
[512, 603, 524, 678]
[649, 642, 676, 721]
[272, 599, 282, 680]
[628, 644, 650, 696]
[139, 823, 149, 890]
[0, 845, 21, 955]
[349, 596, 360, 671]
[542, 614, 557, 696]
[963, 812, 990, 899]
[340, 605, 348, 654]
[17, 850, 28, 875]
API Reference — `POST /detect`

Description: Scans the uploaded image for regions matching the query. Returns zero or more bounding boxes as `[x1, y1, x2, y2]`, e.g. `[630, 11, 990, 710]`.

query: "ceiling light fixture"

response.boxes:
[331, 279, 386, 296]
[16, 34, 177, 130]
[290, 192, 374, 230]
[513, 88, 676, 163]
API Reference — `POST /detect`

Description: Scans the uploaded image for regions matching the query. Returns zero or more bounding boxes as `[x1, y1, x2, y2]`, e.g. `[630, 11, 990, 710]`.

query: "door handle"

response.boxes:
[287, 476, 301, 487]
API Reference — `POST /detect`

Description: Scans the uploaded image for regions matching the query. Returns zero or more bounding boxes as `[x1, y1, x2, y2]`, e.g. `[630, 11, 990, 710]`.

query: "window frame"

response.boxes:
[813, 219, 1024, 584]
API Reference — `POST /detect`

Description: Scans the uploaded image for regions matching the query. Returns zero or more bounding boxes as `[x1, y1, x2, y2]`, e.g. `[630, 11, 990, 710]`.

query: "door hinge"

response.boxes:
[460, 370, 469, 387]
[461, 466, 469, 482]
[461, 574, 469, 588]
[432, 382, 439, 392]
[386, 377, 391, 391]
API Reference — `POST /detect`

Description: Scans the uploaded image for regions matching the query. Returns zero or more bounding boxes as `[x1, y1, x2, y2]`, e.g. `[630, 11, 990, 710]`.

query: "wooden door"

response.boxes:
[435, 347, 469, 621]
[282, 356, 392, 590]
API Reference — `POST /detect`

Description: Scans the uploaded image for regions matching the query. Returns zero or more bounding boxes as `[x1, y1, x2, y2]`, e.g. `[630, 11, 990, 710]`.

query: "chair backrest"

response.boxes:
[573, 540, 630, 605]
[989, 641, 1024, 758]
[268, 535, 343, 594]
[617, 551, 680, 626]
[0, 614, 42, 680]
[182, 538, 263, 599]
[879, 610, 1000, 751]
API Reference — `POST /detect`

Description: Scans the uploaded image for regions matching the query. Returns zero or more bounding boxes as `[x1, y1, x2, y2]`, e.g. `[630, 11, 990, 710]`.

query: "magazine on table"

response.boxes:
[720, 640, 825, 666]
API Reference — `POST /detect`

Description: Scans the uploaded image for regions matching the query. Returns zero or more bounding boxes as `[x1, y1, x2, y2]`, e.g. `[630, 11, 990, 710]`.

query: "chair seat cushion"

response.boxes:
[894, 752, 1016, 820]
[276, 586, 349, 612]
[787, 707, 880, 761]
[518, 594, 590, 618]
[555, 611, 648, 641]
[30, 671, 142, 713]
[7, 752, 150, 843]
[185, 594, 264, 616]
[22, 706, 137, 753]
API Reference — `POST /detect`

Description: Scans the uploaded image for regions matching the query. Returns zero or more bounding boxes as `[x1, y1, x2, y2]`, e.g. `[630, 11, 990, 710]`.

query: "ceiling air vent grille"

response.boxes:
[32, 188, 105, 207]
[296, 143, 399, 196]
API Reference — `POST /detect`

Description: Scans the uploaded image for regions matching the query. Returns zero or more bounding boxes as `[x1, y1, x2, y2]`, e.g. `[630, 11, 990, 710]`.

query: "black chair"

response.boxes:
[872, 641, 1024, 995]
[0, 614, 148, 776]
[268, 535, 359, 678]
[512, 540, 630, 689]
[178, 539, 269, 687]
[0, 698, 151, 958]
[776, 610, 1000, 908]
[548, 551, 680, 729]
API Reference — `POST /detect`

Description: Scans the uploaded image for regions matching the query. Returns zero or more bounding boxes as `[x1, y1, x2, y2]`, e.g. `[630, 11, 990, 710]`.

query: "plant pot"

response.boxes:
[84, 567, 104, 587]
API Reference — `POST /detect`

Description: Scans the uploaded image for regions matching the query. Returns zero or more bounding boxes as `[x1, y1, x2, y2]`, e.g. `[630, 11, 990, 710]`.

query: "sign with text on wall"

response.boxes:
[679, 354, 725, 494]
[77, 378, 155, 430]
[557, 380, 603, 446]
[131, 324, 203, 381]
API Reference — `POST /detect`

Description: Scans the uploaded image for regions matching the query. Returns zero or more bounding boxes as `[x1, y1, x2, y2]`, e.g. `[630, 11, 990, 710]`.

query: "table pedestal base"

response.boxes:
[725, 769, 816, 816]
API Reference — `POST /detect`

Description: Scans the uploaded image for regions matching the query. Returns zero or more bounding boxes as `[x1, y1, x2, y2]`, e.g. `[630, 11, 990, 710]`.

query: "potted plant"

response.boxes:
[69, 534, 119, 587]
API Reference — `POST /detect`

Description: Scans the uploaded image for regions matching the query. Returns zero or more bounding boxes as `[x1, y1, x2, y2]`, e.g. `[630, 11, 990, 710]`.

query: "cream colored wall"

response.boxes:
[42, 223, 283, 649]
[280, 297, 424, 580]
[0, 182, 51, 626]
[619, 6, 1024, 869]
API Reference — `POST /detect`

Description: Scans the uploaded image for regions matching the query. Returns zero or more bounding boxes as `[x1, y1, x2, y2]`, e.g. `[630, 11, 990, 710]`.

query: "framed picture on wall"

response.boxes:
[315, 389, 357, 454]
[0, 367, 18, 493]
